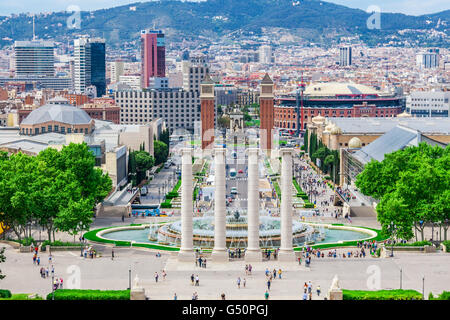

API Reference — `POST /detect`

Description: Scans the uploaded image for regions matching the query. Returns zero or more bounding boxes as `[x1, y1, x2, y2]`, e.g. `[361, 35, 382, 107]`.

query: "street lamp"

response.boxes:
[51, 268, 55, 300]
[390, 222, 397, 257]
[128, 267, 132, 290]
[400, 268, 402, 289]
[422, 276, 425, 300]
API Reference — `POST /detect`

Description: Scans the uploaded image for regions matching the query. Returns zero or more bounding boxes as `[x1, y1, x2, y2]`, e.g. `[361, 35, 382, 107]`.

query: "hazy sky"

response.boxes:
[0, 0, 448, 16]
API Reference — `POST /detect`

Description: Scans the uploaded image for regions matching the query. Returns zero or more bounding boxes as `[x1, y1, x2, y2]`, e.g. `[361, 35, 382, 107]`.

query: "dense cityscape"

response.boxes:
[0, 0, 448, 309]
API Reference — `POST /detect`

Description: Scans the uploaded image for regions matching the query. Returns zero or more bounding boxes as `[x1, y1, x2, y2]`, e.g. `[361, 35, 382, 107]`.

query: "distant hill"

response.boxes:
[0, 0, 448, 47]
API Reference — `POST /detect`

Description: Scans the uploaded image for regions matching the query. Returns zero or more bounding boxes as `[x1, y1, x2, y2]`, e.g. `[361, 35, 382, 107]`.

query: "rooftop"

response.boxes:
[327, 117, 450, 135]
[21, 104, 93, 126]
[304, 82, 381, 96]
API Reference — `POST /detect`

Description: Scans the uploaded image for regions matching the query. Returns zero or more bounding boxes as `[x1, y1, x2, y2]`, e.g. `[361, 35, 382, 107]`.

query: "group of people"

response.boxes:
[82, 247, 96, 259]
[154, 270, 167, 282]
[264, 267, 283, 291]
[263, 248, 278, 260]
[190, 274, 200, 286]
[302, 281, 321, 300]
[195, 256, 207, 268]
[228, 248, 243, 259]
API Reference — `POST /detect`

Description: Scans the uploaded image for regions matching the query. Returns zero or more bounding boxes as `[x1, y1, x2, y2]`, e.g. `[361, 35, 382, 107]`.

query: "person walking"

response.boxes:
[154, 272, 159, 283]
[37, 256, 40, 266]
[303, 292, 307, 300]
[162, 270, 167, 280]
[195, 275, 199, 286]
[111, 249, 115, 260]
[317, 285, 321, 296]
[265, 290, 269, 300]
[174, 293, 177, 300]
[59, 278, 63, 289]
[221, 293, 226, 300]
[273, 269, 277, 279]
[278, 269, 282, 279]
[267, 279, 271, 291]
[190, 274, 195, 285]
[237, 277, 241, 289]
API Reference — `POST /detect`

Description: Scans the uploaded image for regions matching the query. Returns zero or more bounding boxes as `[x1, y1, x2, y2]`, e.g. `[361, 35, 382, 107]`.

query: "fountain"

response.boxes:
[153, 211, 316, 249]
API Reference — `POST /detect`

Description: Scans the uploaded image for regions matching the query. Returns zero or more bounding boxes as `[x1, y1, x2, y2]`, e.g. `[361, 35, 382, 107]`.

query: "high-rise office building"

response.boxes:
[141, 30, 166, 88]
[182, 56, 209, 92]
[14, 40, 55, 77]
[339, 46, 352, 66]
[90, 39, 106, 97]
[110, 61, 125, 84]
[416, 49, 440, 69]
[74, 38, 91, 94]
[74, 37, 106, 97]
[259, 45, 272, 65]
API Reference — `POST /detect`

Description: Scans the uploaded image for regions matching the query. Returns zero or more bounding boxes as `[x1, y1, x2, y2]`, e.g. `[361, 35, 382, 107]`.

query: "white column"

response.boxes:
[245, 148, 262, 262]
[278, 148, 296, 261]
[178, 148, 195, 262]
[212, 147, 228, 262]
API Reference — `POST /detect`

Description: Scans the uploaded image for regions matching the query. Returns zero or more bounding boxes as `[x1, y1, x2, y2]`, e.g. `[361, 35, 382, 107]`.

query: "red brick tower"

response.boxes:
[260, 73, 274, 154]
[200, 74, 215, 150]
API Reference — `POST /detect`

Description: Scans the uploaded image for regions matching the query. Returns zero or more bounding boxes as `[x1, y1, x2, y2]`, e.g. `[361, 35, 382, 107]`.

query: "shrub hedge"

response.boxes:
[0, 289, 12, 298]
[47, 289, 130, 300]
[442, 240, 450, 252]
[160, 201, 173, 208]
[342, 289, 422, 300]
[41, 240, 82, 247]
[392, 241, 432, 247]
[304, 202, 315, 208]
[430, 291, 450, 300]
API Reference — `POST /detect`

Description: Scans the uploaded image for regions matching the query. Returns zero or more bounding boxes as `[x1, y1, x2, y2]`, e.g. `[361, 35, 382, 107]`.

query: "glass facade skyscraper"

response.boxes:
[74, 37, 106, 97]
[90, 40, 106, 97]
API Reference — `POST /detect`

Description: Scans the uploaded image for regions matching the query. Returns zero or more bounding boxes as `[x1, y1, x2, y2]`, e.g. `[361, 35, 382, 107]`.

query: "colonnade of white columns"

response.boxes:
[178, 147, 296, 262]
[178, 148, 195, 261]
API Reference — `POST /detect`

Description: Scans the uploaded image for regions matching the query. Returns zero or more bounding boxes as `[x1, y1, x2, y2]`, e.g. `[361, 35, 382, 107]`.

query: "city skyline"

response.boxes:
[0, 0, 449, 16]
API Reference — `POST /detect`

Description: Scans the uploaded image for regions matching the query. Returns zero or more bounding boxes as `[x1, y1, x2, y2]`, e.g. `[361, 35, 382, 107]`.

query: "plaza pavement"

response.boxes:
[1, 241, 449, 300]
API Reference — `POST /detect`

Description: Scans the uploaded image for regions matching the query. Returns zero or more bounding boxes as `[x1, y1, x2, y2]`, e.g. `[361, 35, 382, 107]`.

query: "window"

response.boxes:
[48, 125, 52, 132]
[35, 128, 39, 135]
[54, 125, 59, 132]
[41, 127, 45, 133]
[61, 127, 66, 134]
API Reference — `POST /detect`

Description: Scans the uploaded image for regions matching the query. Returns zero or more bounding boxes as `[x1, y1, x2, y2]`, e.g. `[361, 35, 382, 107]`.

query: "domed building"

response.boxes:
[348, 137, 362, 149]
[274, 82, 404, 131]
[20, 103, 95, 136]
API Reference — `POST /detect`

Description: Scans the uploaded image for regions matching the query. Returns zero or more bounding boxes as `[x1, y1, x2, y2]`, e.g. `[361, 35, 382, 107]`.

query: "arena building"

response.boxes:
[274, 82, 405, 131]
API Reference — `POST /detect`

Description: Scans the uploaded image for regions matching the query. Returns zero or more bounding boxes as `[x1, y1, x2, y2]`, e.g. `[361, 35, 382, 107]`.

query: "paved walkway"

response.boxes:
[1, 242, 448, 300]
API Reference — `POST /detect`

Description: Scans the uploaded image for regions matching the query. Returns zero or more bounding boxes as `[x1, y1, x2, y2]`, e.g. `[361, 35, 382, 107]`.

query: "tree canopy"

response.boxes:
[356, 143, 450, 241]
[0, 143, 112, 242]
[154, 140, 169, 166]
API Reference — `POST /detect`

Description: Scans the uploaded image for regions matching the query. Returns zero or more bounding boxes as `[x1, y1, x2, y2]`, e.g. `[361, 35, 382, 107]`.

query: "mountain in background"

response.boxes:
[0, 0, 448, 48]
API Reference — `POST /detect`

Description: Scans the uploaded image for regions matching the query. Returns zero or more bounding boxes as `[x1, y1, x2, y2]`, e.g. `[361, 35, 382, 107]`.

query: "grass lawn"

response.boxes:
[0, 294, 43, 300]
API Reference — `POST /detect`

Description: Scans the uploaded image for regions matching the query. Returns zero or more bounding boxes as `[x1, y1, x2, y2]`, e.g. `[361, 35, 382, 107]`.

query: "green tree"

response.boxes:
[154, 140, 169, 165]
[131, 150, 155, 186]
[159, 129, 170, 146]
[0, 153, 37, 241]
[54, 198, 94, 241]
[376, 194, 414, 240]
[218, 116, 230, 129]
[356, 143, 450, 241]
